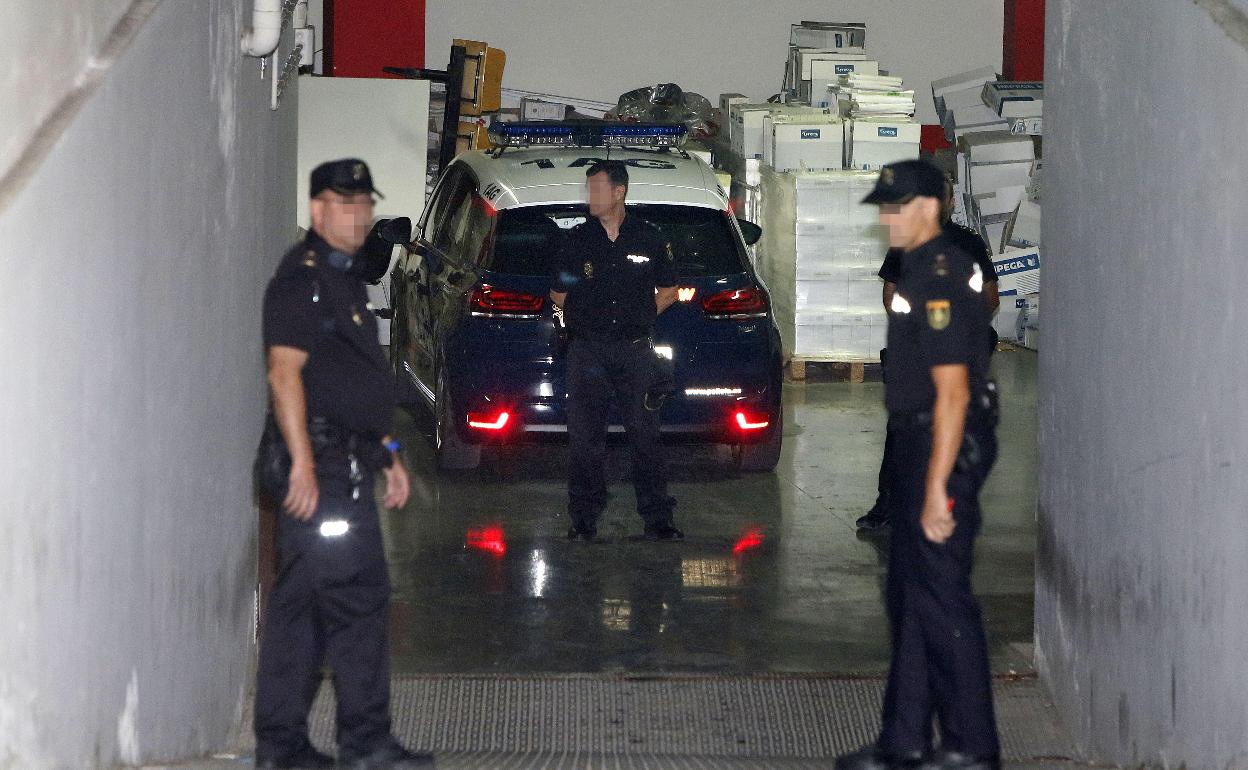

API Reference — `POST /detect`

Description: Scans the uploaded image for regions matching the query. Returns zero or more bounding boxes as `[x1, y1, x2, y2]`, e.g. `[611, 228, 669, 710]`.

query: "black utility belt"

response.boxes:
[307, 417, 391, 471]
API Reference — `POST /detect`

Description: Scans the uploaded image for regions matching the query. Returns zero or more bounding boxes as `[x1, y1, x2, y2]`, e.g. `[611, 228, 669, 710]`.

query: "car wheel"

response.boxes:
[435, 372, 481, 471]
[735, 403, 783, 473]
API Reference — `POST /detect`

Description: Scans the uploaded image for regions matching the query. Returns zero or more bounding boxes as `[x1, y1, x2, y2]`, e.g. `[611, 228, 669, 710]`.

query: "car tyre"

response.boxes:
[735, 403, 782, 473]
[435, 373, 481, 471]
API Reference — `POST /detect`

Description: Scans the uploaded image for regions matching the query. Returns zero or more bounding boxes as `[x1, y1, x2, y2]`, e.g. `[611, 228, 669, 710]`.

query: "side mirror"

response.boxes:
[737, 219, 762, 246]
[378, 217, 413, 246]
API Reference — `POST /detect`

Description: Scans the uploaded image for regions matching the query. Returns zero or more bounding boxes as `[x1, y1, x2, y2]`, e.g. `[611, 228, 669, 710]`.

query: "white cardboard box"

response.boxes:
[959, 131, 1035, 164]
[811, 58, 880, 80]
[768, 116, 845, 172]
[847, 120, 921, 171]
[791, 22, 866, 50]
[720, 93, 749, 115]
[1005, 199, 1041, 247]
[931, 66, 999, 99]
[1006, 116, 1043, 136]
[982, 81, 1044, 117]
[992, 246, 1040, 342]
[740, 104, 825, 159]
[795, 50, 869, 81]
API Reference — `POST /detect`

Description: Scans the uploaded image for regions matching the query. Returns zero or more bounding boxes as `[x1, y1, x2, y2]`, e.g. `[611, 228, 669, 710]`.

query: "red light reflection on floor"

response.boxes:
[466, 526, 506, 556]
[733, 528, 765, 555]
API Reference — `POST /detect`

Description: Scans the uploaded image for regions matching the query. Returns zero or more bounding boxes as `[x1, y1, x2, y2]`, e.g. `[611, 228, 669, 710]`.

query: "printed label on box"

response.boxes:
[877, 127, 899, 138]
[800, 129, 822, 139]
[995, 253, 1040, 275]
[835, 64, 855, 74]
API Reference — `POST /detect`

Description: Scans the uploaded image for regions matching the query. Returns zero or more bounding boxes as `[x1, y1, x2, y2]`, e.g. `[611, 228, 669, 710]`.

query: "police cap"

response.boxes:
[310, 158, 385, 199]
[861, 159, 945, 206]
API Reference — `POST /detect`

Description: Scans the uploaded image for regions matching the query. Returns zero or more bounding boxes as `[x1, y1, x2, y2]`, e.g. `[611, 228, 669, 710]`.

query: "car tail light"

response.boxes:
[702, 287, 768, 318]
[468, 410, 511, 431]
[734, 409, 770, 431]
[469, 284, 545, 316]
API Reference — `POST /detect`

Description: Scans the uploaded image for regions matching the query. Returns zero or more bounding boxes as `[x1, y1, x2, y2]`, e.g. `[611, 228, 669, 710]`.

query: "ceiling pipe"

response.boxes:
[240, 0, 284, 58]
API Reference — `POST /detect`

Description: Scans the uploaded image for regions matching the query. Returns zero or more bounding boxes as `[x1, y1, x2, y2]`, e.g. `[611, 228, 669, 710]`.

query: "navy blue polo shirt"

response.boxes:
[551, 213, 677, 341]
[262, 231, 395, 437]
[884, 233, 992, 415]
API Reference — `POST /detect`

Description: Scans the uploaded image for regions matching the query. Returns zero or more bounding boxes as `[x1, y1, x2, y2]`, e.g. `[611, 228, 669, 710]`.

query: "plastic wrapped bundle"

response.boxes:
[608, 83, 718, 140]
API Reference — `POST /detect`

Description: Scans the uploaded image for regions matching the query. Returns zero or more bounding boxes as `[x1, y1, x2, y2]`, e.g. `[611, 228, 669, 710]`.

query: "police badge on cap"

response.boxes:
[310, 158, 385, 199]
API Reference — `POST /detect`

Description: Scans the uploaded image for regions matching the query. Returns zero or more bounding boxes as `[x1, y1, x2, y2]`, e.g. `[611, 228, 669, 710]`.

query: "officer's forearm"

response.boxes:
[926, 364, 970, 497]
[550, 290, 567, 307]
[883, 282, 897, 313]
[268, 362, 315, 469]
[656, 287, 678, 314]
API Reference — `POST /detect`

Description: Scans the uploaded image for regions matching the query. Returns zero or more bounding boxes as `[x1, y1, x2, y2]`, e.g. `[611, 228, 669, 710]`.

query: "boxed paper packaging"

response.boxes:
[767, 115, 845, 172]
[791, 22, 866, 51]
[991, 246, 1040, 342]
[847, 120, 921, 171]
[1004, 200, 1041, 247]
[982, 81, 1044, 118]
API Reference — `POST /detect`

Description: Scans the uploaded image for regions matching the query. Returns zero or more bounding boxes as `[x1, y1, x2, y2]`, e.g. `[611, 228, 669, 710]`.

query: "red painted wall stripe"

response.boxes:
[324, 0, 426, 79]
[1003, 0, 1046, 81]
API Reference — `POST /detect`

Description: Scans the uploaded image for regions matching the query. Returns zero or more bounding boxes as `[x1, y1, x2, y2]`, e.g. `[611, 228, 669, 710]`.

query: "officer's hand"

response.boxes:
[382, 455, 410, 510]
[921, 490, 956, 544]
[283, 462, 319, 520]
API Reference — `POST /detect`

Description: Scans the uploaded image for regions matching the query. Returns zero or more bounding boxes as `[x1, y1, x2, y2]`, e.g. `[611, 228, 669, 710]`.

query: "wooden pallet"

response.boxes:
[786, 358, 879, 383]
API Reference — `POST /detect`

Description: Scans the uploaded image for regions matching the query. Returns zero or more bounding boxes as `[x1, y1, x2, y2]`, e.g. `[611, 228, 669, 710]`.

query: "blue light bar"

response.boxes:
[487, 122, 687, 149]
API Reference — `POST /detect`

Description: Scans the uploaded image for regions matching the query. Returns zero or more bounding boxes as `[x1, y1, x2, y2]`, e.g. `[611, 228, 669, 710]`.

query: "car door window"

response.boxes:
[447, 194, 497, 267]
[430, 174, 475, 256]
[419, 165, 464, 245]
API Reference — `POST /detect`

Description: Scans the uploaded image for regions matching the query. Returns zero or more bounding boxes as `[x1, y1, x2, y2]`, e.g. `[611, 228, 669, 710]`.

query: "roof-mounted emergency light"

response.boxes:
[486, 121, 687, 150]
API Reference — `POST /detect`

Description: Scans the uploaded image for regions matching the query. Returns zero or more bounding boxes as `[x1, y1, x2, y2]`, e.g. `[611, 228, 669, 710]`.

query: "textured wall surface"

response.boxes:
[0, 0, 297, 766]
[423, 0, 1003, 124]
[0, 0, 136, 181]
[1038, 1, 1248, 768]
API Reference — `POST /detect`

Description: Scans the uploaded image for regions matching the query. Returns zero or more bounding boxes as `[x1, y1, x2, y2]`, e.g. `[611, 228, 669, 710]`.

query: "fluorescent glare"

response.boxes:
[654, 345, 674, 360]
[320, 519, 349, 537]
[890, 294, 912, 314]
[677, 287, 697, 302]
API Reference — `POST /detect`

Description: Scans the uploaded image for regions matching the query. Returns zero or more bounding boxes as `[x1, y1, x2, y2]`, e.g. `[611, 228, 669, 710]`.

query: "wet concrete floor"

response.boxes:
[381, 349, 1038, 677]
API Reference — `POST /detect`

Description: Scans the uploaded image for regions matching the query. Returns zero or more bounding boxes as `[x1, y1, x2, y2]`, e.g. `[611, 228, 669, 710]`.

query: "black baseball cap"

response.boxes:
[861, 159, 945, 205]
[310, 158, 385, 199]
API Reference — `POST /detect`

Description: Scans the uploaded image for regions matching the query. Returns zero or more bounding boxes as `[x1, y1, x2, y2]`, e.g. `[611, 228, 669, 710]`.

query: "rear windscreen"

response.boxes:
[486, 204, 749, 277]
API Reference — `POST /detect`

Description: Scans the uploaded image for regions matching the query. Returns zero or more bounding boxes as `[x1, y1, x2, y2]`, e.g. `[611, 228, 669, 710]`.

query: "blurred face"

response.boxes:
[879, 196, 941, 250]
[586, 171, 626, 219]
[310, 190, 375, 254]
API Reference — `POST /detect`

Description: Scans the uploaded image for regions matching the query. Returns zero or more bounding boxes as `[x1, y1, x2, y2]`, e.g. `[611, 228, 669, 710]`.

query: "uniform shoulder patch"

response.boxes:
[926, 299, 951, 331]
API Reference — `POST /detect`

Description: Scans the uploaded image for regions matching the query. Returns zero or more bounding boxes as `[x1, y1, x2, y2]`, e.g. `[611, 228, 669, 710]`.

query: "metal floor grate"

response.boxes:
[296, 674, 1075, 763]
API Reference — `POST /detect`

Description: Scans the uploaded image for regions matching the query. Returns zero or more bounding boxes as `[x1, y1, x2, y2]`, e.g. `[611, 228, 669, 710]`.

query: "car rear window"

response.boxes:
[486, 204, 749, 277]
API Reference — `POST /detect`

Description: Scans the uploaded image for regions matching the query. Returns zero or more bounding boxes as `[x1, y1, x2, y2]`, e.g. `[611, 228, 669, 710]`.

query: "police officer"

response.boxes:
[857, 177, 1000, 532]
[255, 159, 433, 769]
[549, 160, 683, 542]
[837, 160, 1001, 770]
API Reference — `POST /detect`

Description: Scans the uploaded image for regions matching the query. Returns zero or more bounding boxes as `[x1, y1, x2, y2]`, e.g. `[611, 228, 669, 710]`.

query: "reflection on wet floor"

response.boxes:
[382, 350, 1038, 676]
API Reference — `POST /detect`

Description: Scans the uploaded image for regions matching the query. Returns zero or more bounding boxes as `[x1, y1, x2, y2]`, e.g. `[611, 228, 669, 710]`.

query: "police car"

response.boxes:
[390, 122, 784, 471]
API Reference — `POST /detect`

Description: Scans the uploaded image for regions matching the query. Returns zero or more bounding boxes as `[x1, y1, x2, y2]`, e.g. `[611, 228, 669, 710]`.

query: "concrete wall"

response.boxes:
[0, 0, 136, 180]
[423, 0, 1004, 124]
[1037, 2, 1248, 768]
[0, 0, 297, 766]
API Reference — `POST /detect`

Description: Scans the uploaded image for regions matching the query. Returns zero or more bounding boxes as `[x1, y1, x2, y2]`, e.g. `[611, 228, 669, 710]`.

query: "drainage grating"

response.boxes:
[296, 674, 1075, 763]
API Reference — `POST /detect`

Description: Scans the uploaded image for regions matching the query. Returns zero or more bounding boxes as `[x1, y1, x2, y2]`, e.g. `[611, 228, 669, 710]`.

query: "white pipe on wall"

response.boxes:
[241, 0, 284, 58]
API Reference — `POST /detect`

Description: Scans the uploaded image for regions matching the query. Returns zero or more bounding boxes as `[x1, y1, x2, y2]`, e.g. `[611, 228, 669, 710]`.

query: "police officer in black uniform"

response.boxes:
[549, 160, 683, 542]
[255, 159, 433, 769]
[857, 177, 1000, 532]
[837, 160, 1001, 770]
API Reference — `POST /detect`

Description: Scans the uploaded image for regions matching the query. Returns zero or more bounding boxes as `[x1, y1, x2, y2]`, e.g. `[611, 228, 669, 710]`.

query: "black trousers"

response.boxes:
[566, 336, 675, 530]
[254, 452, 395, 763]
[878, 418, 1000, 759]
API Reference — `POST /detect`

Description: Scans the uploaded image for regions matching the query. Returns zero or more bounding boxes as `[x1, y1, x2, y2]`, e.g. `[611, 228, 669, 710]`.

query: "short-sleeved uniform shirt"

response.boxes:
[884, 233, 992, 415]
[878, 222, 998, 285]
[550, 213, 676, 341]
[262, 231, 395, 437]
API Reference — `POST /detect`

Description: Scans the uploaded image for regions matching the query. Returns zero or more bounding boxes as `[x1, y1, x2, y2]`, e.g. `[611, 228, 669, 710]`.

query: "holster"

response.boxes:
[253, 414, 391, 499]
